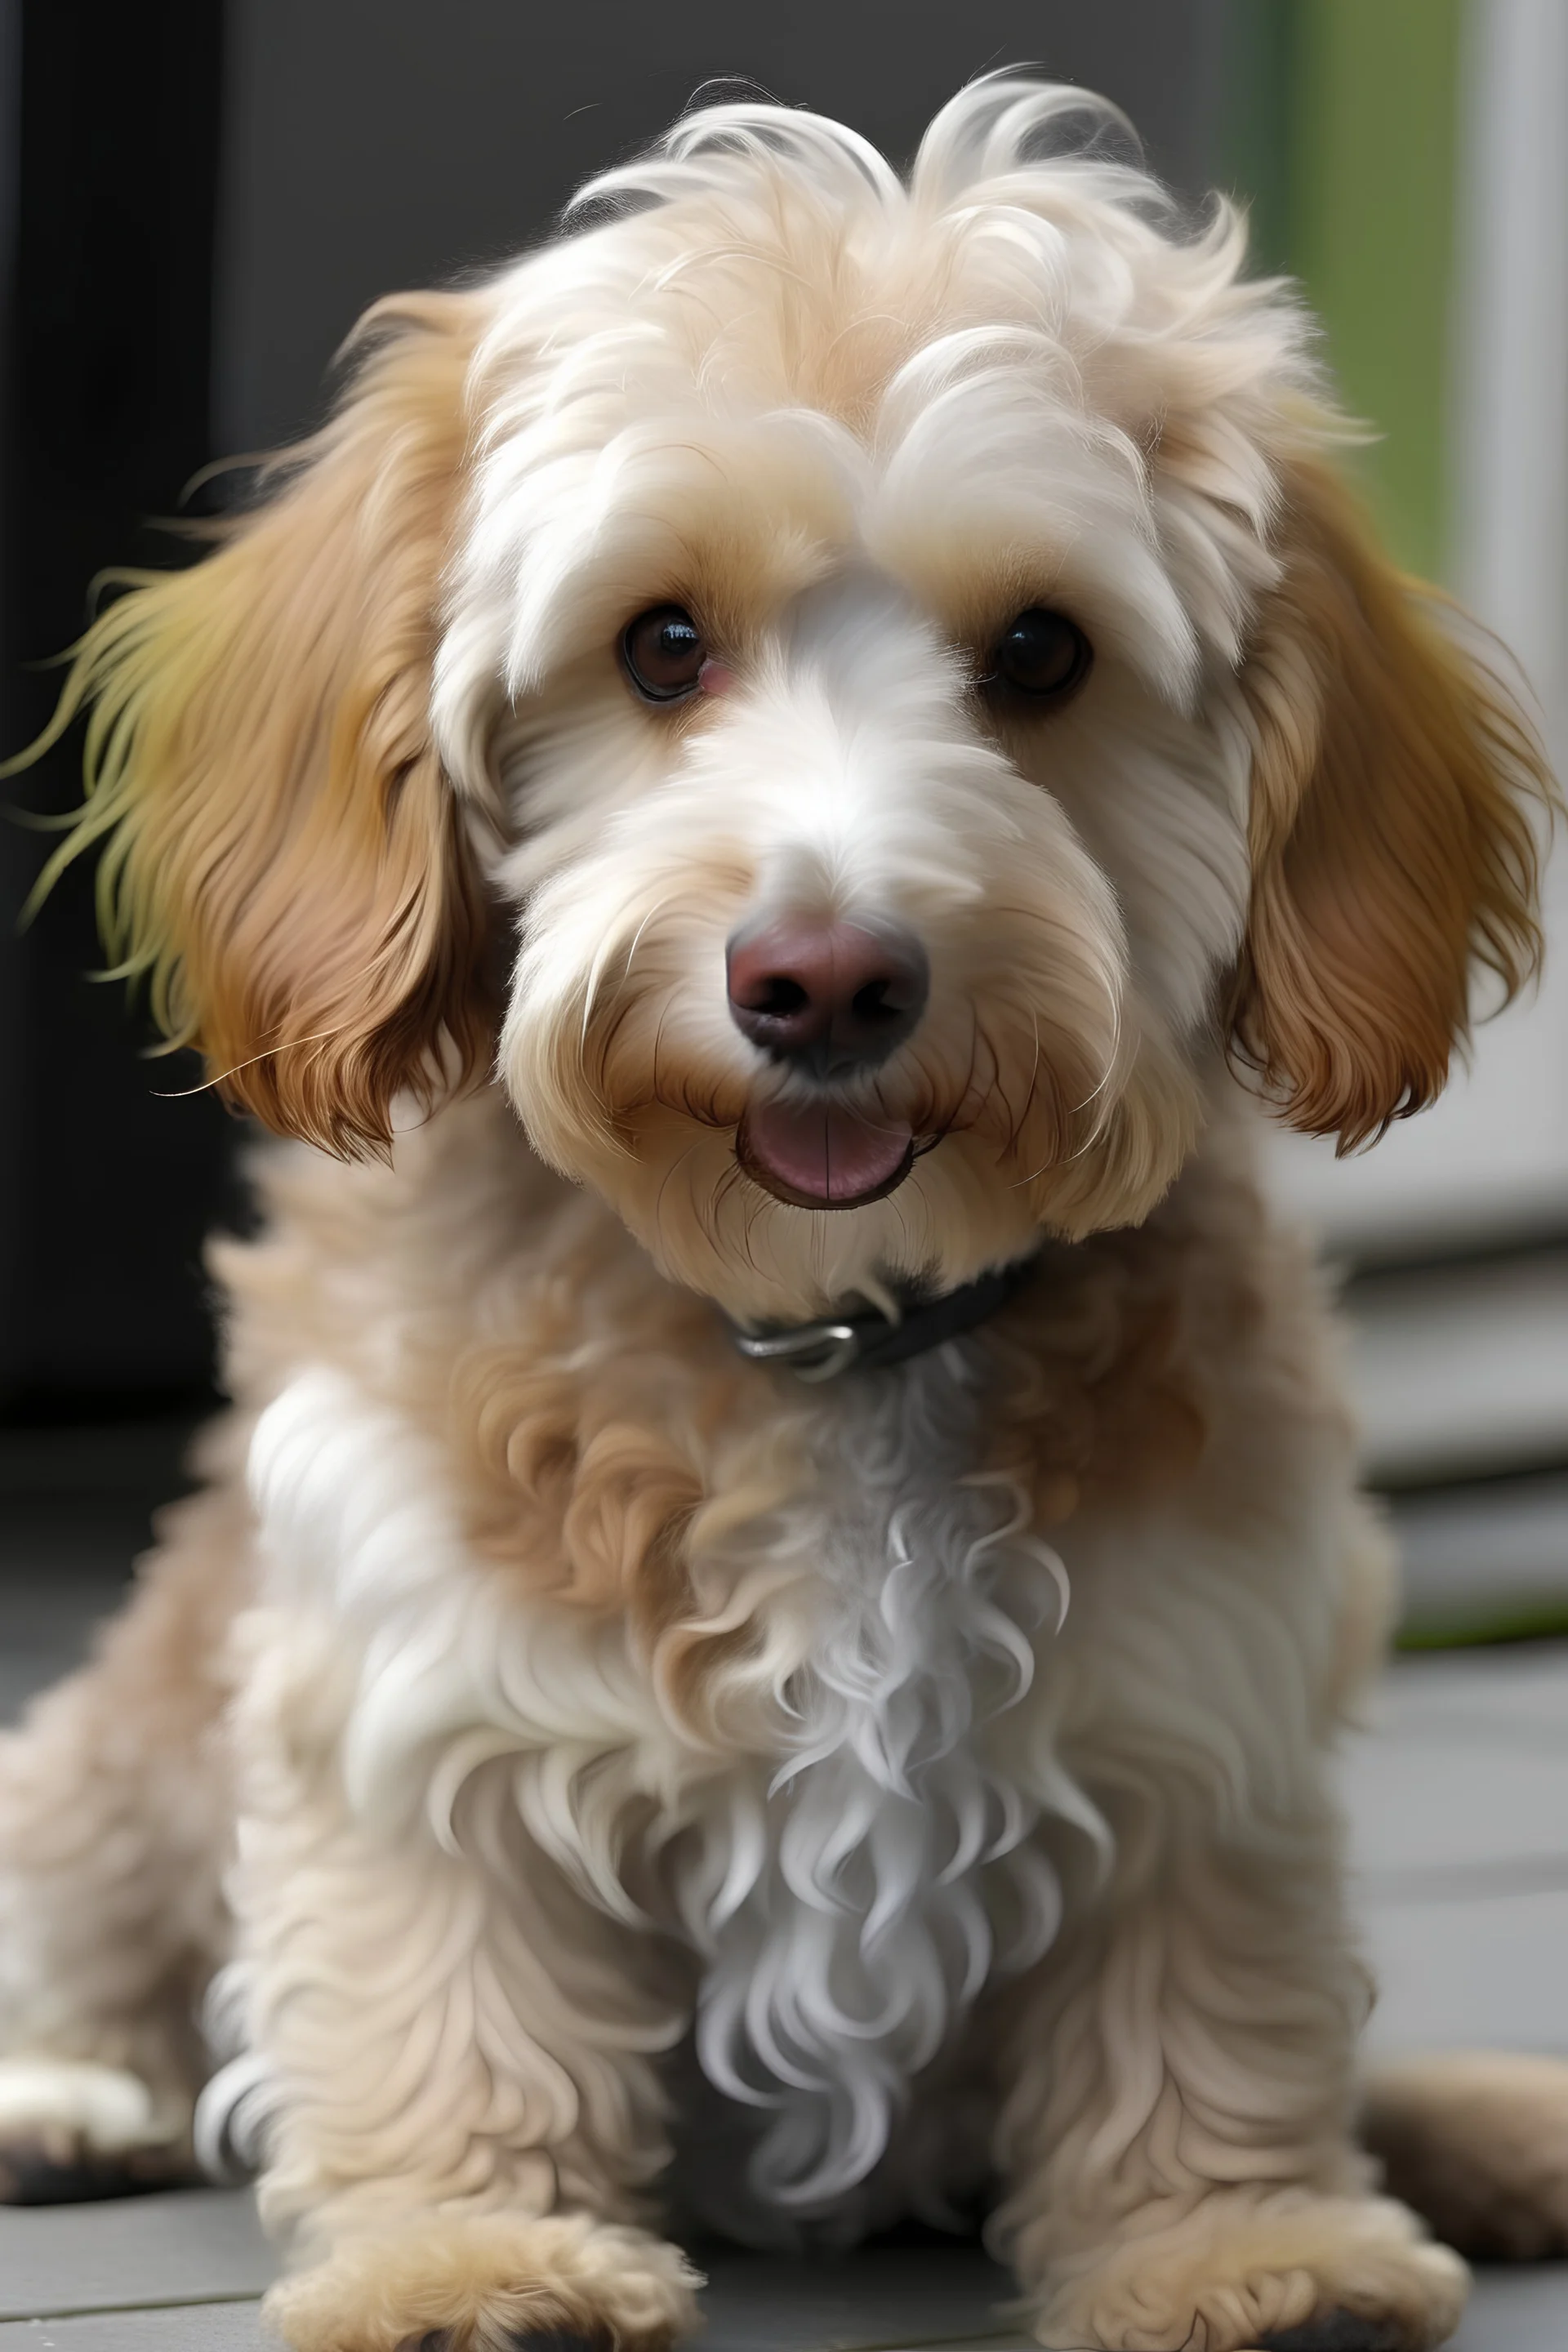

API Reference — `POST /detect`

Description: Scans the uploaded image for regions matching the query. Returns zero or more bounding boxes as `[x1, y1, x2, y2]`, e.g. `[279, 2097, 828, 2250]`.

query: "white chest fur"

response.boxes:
[244, 1355, 1089, 2227]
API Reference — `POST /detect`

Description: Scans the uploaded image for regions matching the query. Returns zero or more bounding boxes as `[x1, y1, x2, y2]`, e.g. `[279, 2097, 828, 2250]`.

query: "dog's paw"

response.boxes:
[1363, 2051, 1568, 2261]
[1030, 2189, 1468, 2352]
[0, 2057, 186, 2202]
[264, 2212, 702, 2352]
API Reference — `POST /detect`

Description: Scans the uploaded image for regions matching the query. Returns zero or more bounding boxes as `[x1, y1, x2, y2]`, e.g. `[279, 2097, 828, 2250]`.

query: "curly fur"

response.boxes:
[1, 73, 1561, 2352]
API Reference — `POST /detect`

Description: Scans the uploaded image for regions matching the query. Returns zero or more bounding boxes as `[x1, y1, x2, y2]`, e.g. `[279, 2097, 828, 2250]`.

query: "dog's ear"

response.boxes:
[1229, 458, 1553, 1150]
[29, 290, 495, 1158]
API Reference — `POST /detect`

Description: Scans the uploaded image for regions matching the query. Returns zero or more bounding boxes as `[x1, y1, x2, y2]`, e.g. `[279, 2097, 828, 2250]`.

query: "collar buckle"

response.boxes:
[728, 1318, 864, 1382]
[726, 1252, 1040, 1383]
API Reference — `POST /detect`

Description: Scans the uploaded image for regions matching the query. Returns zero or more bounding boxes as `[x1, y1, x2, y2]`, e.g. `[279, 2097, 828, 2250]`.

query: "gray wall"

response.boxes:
[216, 0, 1231, 451]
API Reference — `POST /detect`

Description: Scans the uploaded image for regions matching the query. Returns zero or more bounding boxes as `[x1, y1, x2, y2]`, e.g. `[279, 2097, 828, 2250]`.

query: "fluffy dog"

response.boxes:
[3, 78, 1565, 2352]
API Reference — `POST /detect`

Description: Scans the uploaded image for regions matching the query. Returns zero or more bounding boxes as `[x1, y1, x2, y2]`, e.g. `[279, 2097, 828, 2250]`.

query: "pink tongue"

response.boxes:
[739, 1100, 915, 1209]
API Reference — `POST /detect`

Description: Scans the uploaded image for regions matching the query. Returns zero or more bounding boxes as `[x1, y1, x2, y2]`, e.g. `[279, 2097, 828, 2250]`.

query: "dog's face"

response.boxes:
[448, 179, 1244, 1315]
[45, 86, 1549, 1321]
[428, 102, 1303, 1318]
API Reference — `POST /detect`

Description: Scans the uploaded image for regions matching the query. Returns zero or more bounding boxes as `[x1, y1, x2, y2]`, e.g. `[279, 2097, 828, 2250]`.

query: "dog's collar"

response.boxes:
[724, 1253, 1038, 1383]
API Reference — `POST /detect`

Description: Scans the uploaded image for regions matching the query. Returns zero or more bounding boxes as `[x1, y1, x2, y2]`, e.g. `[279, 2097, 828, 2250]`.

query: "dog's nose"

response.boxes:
[726, 919, 929, 1078]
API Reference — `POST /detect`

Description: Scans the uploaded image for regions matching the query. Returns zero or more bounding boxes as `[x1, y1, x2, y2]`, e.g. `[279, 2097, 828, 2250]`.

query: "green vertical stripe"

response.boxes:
[1216, 0, 1298, 281]
[1219, 0, 1463, 581]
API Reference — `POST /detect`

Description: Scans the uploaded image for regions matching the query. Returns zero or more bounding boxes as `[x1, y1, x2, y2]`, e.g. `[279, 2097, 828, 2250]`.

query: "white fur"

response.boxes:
[0, 2056, 172, 2156]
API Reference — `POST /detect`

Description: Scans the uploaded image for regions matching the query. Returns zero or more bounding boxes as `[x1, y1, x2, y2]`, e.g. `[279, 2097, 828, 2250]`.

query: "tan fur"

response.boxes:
[1030, 2191, 1465, 2352]
[1364, 2056, 1568, 2262]
[265, 2212, 701, 2352]
[21, 292, 497, 1157]
[1232, 461, 1552, 1150]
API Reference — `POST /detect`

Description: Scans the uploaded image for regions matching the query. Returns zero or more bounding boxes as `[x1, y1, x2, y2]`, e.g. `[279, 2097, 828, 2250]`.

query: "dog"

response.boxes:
[3, 76, 1566, 2352]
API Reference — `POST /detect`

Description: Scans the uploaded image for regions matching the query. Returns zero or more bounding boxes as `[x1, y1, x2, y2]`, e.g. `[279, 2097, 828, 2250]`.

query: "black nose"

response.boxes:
[725, 918, 929, 1080]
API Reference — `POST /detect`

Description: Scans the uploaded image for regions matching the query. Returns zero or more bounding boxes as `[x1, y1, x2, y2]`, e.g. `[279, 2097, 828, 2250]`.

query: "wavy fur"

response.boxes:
[20, 293, 497, 1156]
[1, 72, 1560, 2352]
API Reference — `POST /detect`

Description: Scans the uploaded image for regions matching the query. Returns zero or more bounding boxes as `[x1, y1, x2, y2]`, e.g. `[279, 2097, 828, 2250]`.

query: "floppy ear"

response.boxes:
[29, 289, 496, 1158]
[1229, 459, 1554, 1150]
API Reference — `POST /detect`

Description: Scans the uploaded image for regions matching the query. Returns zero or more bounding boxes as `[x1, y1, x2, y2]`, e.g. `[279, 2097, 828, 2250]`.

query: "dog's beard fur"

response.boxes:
[488, 577, 1218, 1321]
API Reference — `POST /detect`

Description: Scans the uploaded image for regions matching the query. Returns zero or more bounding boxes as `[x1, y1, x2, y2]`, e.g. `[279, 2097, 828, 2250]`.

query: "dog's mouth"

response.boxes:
[735, 1098, 916, 1210]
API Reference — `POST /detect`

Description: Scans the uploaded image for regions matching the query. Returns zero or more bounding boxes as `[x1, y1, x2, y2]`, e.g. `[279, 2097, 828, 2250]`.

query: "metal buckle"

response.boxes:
[726, 1253, 1040, 1384]
[728, 1317, 867, 1382]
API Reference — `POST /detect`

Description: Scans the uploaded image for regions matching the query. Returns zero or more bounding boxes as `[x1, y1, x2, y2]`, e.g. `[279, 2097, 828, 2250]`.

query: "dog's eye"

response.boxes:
[622, 605, 706, 703]
[987, 608, 1093, 704]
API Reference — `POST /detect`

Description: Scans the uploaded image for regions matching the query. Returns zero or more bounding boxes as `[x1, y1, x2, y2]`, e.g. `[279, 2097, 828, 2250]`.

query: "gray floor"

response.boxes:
[2, 1432, 1568, 2346]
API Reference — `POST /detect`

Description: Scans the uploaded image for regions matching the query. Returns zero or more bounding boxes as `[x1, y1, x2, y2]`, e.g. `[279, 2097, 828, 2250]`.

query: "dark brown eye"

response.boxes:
[621, 604, 706, 702]
[988, 608, 1092, 704]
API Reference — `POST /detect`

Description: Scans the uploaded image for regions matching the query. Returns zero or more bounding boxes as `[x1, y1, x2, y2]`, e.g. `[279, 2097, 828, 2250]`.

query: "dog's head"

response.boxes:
[41, 82, 1552, 1321]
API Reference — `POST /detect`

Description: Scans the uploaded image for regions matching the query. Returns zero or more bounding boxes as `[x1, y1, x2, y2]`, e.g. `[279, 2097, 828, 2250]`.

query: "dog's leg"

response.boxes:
[226, 1375, 704, 2352]
[1362, 2053, 1568, 2261]
[0, 1476, 243, 2198]
[990, 1819, 1468, 2352]
[234, 1697, 699, 2352]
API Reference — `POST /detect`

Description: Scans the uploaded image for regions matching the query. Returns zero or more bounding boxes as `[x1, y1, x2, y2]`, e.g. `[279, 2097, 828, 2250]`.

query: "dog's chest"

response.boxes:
[250, 1352, 1076, 2230]
[652, 1356, 1071, 2226]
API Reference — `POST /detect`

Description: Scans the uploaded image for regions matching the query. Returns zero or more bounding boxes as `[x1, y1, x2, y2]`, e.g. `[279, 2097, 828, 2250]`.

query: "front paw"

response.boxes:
[1031, 2190, 1468, 2352]
[264, 2213, 702, 2352]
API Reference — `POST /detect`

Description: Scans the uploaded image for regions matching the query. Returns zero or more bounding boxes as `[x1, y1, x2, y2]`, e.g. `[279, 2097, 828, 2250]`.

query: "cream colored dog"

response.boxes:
[3, 78, 1566, 2352]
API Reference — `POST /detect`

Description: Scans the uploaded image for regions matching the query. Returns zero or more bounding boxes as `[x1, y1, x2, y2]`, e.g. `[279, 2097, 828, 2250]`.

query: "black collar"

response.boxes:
[725, 1254, 1038, 1382]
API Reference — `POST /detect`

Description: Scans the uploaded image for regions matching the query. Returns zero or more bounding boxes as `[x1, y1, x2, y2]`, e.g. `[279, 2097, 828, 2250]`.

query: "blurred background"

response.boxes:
[0, 0, 1564, 1688]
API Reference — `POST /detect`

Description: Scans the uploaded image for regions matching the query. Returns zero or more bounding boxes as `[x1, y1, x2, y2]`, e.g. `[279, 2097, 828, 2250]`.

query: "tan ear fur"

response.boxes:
[1230, 460, 1554, 1150]
[27, 290, 496, 1157]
